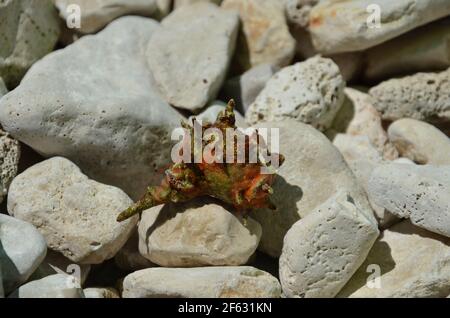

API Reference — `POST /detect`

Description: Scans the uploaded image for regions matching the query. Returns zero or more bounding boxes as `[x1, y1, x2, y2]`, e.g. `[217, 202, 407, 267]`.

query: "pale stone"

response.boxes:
[148, 3, 238, 111]
[310, 0, 450, 54]
[0, 17, 183, 200]
[364, 18, 450, 81]
[9, 274, 84, 298]
[339, 221, 450, 298]
[175, 0, 222, 9]
[84, 287, 120, 298]
[29, 250, 91, 286]
[138, 199, 261, 267]
[388, 118, 450, 165]
[0, 214, 47, 294]
[122, 266, 281, 298]
[0, 0, 60, 88]
[8, 157, 138, 264]
[370, 68, 450, 124]
[250, 120, 377, 257]
[280, 192, 379, 298]
[285, 0, 320, 28]
[246, 56, 345, 131]
[222, 0, 295, 71]
[369, 163, 450, 238]
[54, 0, 158, 33]
[0, 130, 20, 204]
[331, 88, 398, 160]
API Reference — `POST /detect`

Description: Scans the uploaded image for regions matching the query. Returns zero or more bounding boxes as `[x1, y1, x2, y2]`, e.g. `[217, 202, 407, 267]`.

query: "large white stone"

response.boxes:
[0, 0, 60, 88]
[9, 274, 84, 298]
[309, 0, 450, 54]
[0, 17, 183, 200]
[138, 199, 261, 267]
[369, 163, 450, 238]
[364, 18, 450, 81]
[388, 118, 450, 165]
[54, 0, 158, 33]
[0, 130, 20, 204]
[83, 287, 120, 298]
[0, 214, 47, 294]
[246, 56, 345, 131]
[250, 120, 376, 257]
[285, 0, 320, 29]
[339, 221, 450, 298]
[222, 0, 295, 71]
[280, 192, 379, 298]
[8, 157, 138, 264]
[122, 266, 281, 298]
[369, 68, 450, 124]
[148, 3, 238, 111]
[175, 0, 222, 8]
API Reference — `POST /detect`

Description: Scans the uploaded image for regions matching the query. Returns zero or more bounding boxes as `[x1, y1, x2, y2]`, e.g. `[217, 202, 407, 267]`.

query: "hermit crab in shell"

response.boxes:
[116, 100, 285, 222]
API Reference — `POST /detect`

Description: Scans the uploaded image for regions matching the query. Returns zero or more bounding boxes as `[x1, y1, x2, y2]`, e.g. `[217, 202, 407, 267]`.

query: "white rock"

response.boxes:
[148, 3, 238, 111]
[115, 230, 155, 271]
[0, 0, 60, 88]
[54, 0, 158, 34]
[122, 266, 281, 298]
[175, 0, 222, 9]
[285, 0, 320, 29]
[250, 120, 377, 257]
[339, 221, 450, 298]
[0, 214, 47, 294]
[369, 163, 450, 238]
[331, 88, 398, 160]
[364, 18, 450, 81]
[280, 192, 379, 298]
[84, 287, 120, 298]
[333, 134, 399, 229]
[246, 57, 345, 131]
[188, 100, 247, 128]
[388, 118, 450, 165]
[9, 274, 84, 298]
[310, 0, 450, 54]
[0, 17, 183, 200]
[222, 0, 295, 71]
[394, 157, 415, 165]
[0, 130, 20, 204]
[369, 68, 450, 124]
[138, 199, 261, 267]
[8, 157, 138, 264]
[29, 250, 91, 286]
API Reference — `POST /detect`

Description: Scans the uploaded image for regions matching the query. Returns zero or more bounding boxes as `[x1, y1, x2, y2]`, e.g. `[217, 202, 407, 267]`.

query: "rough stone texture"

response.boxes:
[364, 18, 450, 81]
[280, 192, 379, 298]
[8, 157, 138, 264]
[138, 199, 261, 267]
[0, 214, 47, 294]
[388, 118, 450, 165]
[246, 57, 345, 131]
[369, 67, 450, 125]
[0, 0, 60, 88]
[175, 0, 222, 8]
[54, 0, 158, 34]
[369, 163, 450, 238]
[309, 0, 450, 54]
[333, 134, 399, 229]
[0, 17, 183, 200]
[285, 0, 320, 29]
[250, 120, 377, 257]
[222, 0, 295, 71]
[9, 274, 85, 298]
[29, 250, 91, 286]
[115, 230, 155, 271]
[148, 3, 238, 111]
[0, 130, 20, 204]
[339, 221, 450, 298]
[83, 287, 120, 298]
[122, 266, 281, 298]
[331, 88, 398, 160]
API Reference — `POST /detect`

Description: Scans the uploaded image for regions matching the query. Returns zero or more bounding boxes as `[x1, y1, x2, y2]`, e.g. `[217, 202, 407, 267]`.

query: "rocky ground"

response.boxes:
[0, 0, 449, 298]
